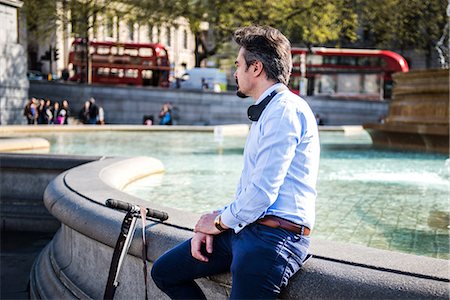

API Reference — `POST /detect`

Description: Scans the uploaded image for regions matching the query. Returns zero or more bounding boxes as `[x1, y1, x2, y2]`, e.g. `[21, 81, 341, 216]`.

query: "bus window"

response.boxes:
[337, 74, 360, 94]
[315, 75, 337, 95]
[139, 48, 153, 57]
[97, 46, 110, 55]
[97, 67, 110, 76]
[111, 46, 118, 55]
[111, 68, 124, 78]
[125, 69, 138, 78]
[124, 48, 139, 56]
[307, 55, 323, 65]
[362, 74, 381, 94]
[142, 70, 153, 79]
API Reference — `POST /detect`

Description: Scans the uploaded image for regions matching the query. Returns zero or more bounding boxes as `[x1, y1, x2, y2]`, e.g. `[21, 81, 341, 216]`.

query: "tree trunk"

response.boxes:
[194, 33, 204, 67]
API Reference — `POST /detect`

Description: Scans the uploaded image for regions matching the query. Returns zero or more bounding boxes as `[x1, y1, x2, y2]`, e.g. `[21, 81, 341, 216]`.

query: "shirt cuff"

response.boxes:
[220, 207, 249, 233]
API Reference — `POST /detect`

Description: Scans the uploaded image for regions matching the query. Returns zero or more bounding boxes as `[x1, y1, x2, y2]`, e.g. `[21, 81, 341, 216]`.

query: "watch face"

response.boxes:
[214, 215, 224, 231]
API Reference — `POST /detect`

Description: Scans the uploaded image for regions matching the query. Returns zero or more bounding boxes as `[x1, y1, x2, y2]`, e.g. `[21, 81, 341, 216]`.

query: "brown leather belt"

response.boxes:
[257, 215, 310, 236]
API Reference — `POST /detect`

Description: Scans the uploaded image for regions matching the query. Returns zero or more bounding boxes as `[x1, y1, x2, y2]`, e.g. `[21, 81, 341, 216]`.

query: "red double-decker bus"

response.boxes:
[68, 39, 170, 87]
[289, 48, 409, 100]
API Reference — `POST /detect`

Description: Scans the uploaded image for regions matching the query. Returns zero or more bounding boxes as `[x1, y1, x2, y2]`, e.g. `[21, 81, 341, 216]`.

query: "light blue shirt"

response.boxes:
[221, 83, 320, 233]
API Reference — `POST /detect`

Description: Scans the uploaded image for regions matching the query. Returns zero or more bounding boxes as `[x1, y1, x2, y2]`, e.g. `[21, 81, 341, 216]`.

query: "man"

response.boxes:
[151, 25, 320, 299]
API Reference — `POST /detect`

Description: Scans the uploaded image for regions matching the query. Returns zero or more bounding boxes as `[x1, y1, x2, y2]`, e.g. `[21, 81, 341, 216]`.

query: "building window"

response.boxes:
[128, 21, 134, 41]
[116, 18, 120, 41]
[166, 27, 171, 47]
[148, 24, 153, 42]
[183, 29, 188, 49]
[106, 16, 114, 38]
[156, 26, 161, 43]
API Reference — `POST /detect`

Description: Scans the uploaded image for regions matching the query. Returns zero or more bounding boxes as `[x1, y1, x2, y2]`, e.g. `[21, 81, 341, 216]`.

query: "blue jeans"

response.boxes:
[151, 223, 310, 299]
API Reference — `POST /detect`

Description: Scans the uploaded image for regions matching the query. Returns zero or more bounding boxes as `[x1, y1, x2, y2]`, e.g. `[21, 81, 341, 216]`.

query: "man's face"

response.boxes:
[234, 48, 251, 98]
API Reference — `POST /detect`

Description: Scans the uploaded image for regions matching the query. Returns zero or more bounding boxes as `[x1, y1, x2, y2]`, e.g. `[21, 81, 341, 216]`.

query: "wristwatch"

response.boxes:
[214, 214, 227, 232]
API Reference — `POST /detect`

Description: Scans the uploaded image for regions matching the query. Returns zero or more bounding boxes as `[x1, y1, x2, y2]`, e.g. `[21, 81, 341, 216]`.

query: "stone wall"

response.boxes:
[25, 81, 388, 126]
[0, 153, 101, 232]
[0, 43, 29, 125]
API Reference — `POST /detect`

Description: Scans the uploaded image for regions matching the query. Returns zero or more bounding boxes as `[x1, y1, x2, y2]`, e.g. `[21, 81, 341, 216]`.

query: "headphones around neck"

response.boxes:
[247, 87, 286, 122]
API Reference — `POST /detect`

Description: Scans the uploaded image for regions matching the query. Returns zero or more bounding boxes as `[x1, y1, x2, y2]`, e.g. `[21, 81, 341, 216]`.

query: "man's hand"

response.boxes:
[194, 212, 221, 235]
[191, 232, 214, 262]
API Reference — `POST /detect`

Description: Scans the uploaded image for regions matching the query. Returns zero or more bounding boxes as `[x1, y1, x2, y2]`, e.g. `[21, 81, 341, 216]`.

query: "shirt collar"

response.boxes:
[255, 83, 285, 105]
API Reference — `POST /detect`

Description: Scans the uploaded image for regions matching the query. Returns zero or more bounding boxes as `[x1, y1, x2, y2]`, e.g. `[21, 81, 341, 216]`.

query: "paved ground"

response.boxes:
[1, 231, 54, 300]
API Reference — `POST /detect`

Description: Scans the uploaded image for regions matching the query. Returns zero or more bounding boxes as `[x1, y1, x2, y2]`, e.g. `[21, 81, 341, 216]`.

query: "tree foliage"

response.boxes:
[358, 0, 448, 67]
[162, 0, 360, 66]
[23, 0, 58, 40]
[23, 0, 448, 68]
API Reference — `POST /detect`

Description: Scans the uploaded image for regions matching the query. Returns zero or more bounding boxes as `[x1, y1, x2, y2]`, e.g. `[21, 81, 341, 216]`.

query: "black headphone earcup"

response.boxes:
[247, 105, 260, 122]
[247, 87, 286, 122]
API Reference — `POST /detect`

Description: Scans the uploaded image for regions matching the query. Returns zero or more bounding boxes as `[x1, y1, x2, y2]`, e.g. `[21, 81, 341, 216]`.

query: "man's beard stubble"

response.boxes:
[236, 78, 249, 98]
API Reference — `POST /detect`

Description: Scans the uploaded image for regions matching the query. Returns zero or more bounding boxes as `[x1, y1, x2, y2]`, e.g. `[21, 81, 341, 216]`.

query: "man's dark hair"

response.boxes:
[233, 25, 292, 85]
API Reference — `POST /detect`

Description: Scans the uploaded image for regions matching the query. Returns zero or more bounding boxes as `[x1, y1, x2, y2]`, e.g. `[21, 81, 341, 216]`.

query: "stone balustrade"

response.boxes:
[18, 154, 447, 299]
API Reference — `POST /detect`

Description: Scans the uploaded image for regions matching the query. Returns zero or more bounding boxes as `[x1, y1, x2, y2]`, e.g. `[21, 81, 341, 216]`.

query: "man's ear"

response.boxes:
[252, 60, 264, 77]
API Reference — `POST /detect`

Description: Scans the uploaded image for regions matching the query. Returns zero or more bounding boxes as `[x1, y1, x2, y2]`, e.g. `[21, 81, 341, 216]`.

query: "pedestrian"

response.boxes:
[61, 100, 70, 125]
[78, 100, 91, 124]
[45, 99, 53, 124]
[23, 97, 38, 125]
[88, 97, 99, 124]
[151, 25, 321, 299]
[158, 102, 172, 125]
[51, 101, 60, 124]
[56, 100, 70, 125]
[37, 99, 47, 124]
[97, 106, 105, 125]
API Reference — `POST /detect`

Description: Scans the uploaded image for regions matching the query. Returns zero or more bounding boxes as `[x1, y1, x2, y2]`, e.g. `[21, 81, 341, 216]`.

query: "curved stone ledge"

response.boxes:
[30, 156, 449, 299]
[0, 137, 50, 152]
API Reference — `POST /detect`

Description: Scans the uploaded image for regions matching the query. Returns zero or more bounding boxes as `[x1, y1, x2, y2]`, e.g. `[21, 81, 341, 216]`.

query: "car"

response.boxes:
[177, 68, 227, 91]
[27, 70, 43, 81]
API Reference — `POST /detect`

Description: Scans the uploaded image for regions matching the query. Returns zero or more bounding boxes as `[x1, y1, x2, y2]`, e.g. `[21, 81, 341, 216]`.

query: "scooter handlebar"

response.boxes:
[106, 199, 169, 221]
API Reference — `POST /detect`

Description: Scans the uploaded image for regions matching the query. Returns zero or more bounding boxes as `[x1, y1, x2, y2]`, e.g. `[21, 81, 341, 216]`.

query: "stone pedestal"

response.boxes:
[364, 69, 449, 154]
[0, 1, 29, 125]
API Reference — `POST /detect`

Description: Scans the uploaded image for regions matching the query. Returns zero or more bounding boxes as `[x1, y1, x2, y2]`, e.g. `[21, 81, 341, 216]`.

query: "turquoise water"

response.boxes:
[18, 130, 450, 259]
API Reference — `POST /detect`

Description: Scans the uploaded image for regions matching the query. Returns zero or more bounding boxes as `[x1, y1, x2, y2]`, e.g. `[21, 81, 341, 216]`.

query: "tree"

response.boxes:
[358, 0, 448, 68]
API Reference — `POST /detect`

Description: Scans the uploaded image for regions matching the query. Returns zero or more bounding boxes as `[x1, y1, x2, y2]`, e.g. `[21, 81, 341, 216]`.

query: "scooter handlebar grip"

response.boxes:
[146, 208, 169, 221]
[106, 199, 134, 212]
